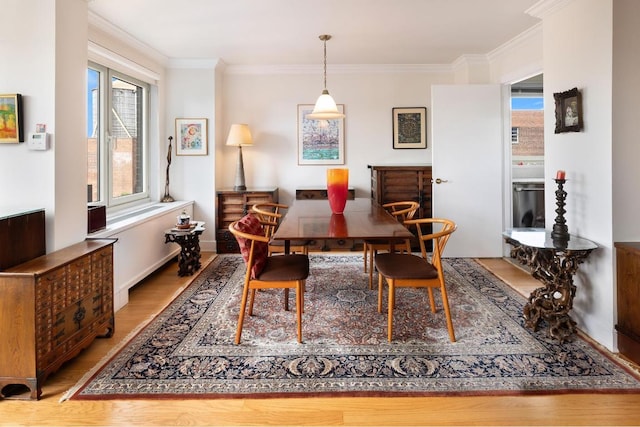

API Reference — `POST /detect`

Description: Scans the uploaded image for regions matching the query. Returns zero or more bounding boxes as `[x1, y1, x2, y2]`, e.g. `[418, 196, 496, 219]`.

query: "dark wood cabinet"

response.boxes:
[216, 188, 279, 253]
[0, 239, 116, 399]
[615, 242, 640, 365]
[369, 165, 432, 249]
[369, 165, 432, 219]
[0, 208, 46, 271]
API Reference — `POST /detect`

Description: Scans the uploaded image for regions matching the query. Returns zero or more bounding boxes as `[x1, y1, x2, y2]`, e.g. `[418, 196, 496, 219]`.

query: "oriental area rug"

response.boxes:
[64, 254, 640, 400]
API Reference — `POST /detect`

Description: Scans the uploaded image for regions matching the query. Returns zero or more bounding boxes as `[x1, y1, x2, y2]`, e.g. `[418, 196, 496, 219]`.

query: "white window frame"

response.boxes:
[89, 61, 150, 210]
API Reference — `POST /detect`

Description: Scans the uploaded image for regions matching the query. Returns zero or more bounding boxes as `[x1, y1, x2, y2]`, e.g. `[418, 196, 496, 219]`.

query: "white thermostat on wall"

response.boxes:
[28, 132, 48, 150]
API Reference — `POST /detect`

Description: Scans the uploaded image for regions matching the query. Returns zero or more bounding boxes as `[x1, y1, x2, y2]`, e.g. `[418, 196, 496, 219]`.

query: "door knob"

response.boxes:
[434, 178, 449, 184]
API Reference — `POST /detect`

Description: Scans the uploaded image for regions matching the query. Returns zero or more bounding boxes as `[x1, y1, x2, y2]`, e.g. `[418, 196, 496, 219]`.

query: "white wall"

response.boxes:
[165, 65, 218, 251]
[220, 67, 452, 206]
[1, 0, 55, 248]
[541, 0, 615, 348]
[0, 0, 87, 251]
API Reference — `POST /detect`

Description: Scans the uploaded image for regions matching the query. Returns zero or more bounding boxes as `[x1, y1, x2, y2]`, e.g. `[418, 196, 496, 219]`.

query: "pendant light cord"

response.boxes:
[318, 34, 331, 91]
[323, 38, 327, 90]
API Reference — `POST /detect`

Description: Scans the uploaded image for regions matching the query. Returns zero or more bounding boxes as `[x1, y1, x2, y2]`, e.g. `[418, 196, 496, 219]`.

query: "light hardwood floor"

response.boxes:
[3, 254, 640, 426]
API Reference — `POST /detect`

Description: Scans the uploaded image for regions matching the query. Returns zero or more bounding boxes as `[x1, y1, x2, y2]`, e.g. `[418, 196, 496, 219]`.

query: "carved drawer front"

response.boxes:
[35, 278, 53, 312]
[41, 268, 66, 310]
[245, 193, 276, 207]
[216, 188, 279, 254]
[67, 257, 92, 304]
[91, 247, 112, 289]
[35, 308, 53, 357]
[220, 194, 245, 226]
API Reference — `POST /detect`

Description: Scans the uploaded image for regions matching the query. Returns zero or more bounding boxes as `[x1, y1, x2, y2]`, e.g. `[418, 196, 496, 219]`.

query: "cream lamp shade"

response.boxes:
[226, 124, 253, 191]
[225, 124, 253, 147]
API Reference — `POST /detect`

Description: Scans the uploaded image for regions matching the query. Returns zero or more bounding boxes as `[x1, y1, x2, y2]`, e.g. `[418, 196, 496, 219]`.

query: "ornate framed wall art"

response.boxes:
[0, 94, 24, 143]
[392, 107, 427, 149]
[554, 88, 583, 133]
[297, 104, 345, 165]
[175, 118, 208, 155]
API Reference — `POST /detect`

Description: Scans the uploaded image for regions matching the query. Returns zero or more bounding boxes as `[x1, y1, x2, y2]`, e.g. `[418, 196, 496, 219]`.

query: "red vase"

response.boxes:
[327, 168, 349, 214]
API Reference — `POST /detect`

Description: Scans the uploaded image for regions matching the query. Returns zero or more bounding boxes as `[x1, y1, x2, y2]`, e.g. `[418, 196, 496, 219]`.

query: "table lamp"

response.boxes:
[226, 124, 253, 191]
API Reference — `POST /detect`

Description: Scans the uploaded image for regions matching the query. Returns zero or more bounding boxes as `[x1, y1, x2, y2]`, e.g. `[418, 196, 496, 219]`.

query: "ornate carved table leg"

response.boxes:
[506, 238, 593, 342]
[165, 232, 203, 276]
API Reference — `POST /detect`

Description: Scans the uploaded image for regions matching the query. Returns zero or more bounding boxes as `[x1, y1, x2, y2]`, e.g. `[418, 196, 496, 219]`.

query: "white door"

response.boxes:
[431, 84, 504, 258]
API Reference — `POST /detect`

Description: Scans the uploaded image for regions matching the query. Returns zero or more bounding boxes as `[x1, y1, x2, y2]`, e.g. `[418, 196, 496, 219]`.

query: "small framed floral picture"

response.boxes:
[175, 118, 208, 155]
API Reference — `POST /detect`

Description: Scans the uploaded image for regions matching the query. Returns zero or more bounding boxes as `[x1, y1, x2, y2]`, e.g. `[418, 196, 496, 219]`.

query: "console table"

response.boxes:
[503, 228, 597, 342]
[165, 221, 205, 276]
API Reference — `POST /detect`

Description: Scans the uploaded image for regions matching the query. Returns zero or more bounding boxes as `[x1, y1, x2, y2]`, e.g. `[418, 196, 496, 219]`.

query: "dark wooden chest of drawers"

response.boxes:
[0, 239, 116, 399]
[369, 165, 432, 219]
[216, 188, 279, 253]
[369, 165, 433, 249]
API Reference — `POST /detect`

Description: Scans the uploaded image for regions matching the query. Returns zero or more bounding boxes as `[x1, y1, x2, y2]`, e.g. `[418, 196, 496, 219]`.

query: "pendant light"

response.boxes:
[307, 34, 345, 120]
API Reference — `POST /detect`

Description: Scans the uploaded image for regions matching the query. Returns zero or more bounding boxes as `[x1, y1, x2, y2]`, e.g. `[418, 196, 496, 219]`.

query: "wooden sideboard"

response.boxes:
[369, 165, 432, 219]
[615, 242, 640, 365]
[0, 238, 116, 400]
[216, 188, 279, 253]
[369, 165, 432, 249]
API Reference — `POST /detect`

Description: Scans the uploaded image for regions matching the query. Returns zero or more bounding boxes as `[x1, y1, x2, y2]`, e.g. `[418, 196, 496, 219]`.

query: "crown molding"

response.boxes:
[167, 58, 223, 69]
[487, 22, 542, 62]
[88, 11, 168, 66]
[224, 63, 452, 75]
[452, 54, 490, 69]
[526, 0, 573, 19]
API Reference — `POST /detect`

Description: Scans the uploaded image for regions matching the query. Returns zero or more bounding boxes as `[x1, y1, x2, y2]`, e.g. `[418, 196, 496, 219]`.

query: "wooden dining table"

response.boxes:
[272, 198, 414, 253]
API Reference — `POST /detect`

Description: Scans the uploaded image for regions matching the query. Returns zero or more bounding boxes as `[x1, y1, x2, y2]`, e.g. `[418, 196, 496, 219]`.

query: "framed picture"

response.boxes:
[175, 118, 208, 155]
[393, 107, 427, 149]
[0, 94, 24, 143]
[297, 104, 345, 165]
[554, 88, 583, 133]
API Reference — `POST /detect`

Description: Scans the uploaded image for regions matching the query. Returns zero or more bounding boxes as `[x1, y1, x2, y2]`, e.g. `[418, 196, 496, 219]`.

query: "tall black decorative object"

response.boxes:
[161, 136, 175, 203]
[551, 178, 569, 245]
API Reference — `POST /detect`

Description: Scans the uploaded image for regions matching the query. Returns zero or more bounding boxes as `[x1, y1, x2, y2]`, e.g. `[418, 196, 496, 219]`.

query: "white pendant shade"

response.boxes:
[307, 90, 345, 120]
[307, 34, 345, 121]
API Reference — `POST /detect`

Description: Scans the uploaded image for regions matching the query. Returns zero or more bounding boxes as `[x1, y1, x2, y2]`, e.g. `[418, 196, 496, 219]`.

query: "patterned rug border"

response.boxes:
[63, 254, 640, 401]
[60, 256, 219, 402]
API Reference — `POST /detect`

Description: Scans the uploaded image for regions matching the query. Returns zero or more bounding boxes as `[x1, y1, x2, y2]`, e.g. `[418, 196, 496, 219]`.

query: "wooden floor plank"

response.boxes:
[2, 253, 640, 426]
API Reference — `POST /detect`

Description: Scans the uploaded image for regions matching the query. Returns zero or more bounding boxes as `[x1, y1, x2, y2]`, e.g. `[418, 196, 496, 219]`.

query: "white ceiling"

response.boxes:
[87, 0, 541, 66]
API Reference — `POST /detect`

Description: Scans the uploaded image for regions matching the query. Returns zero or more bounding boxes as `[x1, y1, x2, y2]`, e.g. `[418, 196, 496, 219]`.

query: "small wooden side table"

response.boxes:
[165, 221, 205, 276]
[503, 228, 597, 342]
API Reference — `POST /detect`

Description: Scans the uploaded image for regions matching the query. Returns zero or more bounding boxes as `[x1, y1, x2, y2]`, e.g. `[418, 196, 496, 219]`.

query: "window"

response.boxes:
[87, 63, 149, 208]
[511, 127, 520, 143]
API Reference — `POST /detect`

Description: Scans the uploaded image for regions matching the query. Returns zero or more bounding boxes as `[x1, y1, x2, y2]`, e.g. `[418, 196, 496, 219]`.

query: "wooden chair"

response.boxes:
[252, 203, 310, 255]
[228, 215, 309, 344]
[375, 217, 457, 342]
[363, 201, 419, 289]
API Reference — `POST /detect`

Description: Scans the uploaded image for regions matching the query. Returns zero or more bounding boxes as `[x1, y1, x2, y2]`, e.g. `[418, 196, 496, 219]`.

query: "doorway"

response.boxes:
[510, 74, 544, 228]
